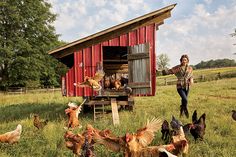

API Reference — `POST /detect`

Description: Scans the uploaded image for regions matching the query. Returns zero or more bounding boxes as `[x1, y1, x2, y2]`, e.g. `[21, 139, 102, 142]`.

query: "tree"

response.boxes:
[0, 0, 66, 89]
[156, 53, 170, 70]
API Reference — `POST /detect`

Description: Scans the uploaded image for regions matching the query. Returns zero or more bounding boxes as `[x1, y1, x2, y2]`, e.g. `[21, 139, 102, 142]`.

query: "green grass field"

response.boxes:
[0, 77, 236, 156]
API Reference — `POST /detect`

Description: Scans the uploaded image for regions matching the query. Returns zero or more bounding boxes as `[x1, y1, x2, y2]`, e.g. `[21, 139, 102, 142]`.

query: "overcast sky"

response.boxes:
[47, 0, 236, 67]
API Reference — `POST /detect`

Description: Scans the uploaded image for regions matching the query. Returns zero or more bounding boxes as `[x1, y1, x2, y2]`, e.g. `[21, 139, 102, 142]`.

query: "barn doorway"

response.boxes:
[102, 46, 128, 91]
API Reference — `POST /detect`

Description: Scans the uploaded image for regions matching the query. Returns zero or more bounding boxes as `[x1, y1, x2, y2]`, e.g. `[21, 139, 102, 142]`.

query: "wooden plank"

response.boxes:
[128, 53, 149, 60]
[111, 98, 120, 126]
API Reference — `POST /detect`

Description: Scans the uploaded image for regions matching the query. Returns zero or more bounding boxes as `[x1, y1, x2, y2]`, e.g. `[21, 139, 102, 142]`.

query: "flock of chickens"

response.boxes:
[62, 105, 208, 157]
[0, 101, 236, 156]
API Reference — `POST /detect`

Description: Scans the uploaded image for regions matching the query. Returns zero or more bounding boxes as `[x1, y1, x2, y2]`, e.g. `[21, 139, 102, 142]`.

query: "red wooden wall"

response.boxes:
[64, 24, 157, 97]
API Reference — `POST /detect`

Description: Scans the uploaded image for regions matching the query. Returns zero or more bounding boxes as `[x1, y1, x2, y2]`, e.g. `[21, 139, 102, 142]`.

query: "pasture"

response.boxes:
[0, 77, 236, 157]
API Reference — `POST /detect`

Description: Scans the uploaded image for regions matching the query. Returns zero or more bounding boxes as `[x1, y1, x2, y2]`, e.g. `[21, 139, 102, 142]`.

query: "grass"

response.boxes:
[0, 77, 236, 157]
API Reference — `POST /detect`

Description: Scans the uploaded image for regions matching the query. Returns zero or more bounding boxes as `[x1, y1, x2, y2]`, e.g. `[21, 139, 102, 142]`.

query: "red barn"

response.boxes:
[49, 4, 176, 111]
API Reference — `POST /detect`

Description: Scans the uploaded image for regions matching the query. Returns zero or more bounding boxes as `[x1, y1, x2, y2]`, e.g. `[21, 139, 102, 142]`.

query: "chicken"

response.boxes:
[159, 126, 189, 156]
[171, 126, 189, 156]
[65, 102, 83, 129]
[89, 118, 162, 157]
[92, 128, 127, 154]
[170, 116, 182, 130]
[33, 114, 48, 130]
[125, 118, 163, 155]
[110, 78, 122, 90]
[104, 76, 111, 89]
[170, 116, 183, 136]
[161, 120, 170, 143]
[74, 70, 105, 91]
[64, 125, 98, 156]
[232, 110, 236, 121]
[0, 124, 22, 144]
[190, 111, 206, 141]
[64, 131, 85, 155]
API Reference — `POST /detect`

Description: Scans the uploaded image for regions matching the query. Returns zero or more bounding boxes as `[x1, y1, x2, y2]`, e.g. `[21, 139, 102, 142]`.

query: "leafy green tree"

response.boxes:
[156, 53, 170, 70]
[0, 0, 66, 89]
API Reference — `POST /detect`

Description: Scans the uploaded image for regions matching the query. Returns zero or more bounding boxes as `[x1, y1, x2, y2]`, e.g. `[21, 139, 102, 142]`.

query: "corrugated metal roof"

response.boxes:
[49, 4, 176, 58]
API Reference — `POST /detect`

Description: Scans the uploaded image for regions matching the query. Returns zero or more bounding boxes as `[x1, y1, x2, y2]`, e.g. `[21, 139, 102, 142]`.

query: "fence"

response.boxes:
[156, 71, 236, 86]
[4, 87, 61, 94]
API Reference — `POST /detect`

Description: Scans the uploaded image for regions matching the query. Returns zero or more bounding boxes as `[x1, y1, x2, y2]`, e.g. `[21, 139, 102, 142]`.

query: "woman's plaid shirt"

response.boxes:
[168, 65, 193, 89]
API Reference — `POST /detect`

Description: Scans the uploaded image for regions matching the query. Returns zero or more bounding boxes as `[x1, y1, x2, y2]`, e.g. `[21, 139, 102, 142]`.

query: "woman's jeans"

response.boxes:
[177, 88, 189, 118]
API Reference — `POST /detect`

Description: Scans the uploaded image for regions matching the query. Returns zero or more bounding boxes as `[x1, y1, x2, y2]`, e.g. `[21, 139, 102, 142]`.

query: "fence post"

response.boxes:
[165, 78, 167, 86]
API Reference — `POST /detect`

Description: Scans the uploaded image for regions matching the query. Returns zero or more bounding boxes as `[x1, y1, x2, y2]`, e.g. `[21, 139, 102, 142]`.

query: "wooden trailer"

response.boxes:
[49, 4, 176, 123]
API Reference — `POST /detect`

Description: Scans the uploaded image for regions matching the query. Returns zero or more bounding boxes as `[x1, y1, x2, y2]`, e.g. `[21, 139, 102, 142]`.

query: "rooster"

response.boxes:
[190, 110, 206, 141]
[74, 70, 105, 91]
[0, 124, 22, 144]
[33, 114, 48, 130]
[65, 102, 83, 129]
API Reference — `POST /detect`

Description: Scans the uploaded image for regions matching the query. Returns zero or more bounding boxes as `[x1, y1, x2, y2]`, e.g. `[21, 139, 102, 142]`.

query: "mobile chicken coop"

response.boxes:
[49, 4, 176, 122]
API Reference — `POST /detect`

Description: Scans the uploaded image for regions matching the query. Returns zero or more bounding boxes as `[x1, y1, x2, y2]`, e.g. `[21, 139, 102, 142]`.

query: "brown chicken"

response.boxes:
[92, 118, 162, 156]
[92, 127, 127, 154]
[74, 70, 105, 91]
[64, 131, 86, 155]
[33, 114, 48, 130]
[0, 124, 22, 144]
[157, 126, 189, 157]
[64, 125, 96, 156]
[65, 102, 83, 129]
[125, 118, 163, 154]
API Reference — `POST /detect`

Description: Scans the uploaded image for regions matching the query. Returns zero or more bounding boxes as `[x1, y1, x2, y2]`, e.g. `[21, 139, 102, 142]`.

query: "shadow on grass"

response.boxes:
[0, 103, 67, 123]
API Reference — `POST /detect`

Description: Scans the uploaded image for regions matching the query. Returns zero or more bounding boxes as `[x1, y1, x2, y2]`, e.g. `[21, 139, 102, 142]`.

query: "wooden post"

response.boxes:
[111, 98, 120, 126]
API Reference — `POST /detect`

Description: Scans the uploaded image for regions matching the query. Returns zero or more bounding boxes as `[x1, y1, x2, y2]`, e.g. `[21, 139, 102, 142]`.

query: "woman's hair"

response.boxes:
[180, 54, 189, 62]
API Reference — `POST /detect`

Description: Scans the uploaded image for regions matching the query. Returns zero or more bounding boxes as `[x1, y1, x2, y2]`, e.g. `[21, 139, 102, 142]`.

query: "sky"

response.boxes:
[47, 0, 236, 67]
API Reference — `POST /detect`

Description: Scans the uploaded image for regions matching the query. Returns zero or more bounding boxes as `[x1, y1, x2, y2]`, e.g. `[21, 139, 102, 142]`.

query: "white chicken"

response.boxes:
[0, 124, 22, 144]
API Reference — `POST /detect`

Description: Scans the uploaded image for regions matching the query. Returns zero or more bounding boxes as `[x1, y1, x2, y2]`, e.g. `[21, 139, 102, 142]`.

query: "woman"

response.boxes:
[166, 54, 193, 118]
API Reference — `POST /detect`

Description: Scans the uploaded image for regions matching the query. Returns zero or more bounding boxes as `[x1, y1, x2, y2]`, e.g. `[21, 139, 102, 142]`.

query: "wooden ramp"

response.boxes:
[111, 98, 120, 126]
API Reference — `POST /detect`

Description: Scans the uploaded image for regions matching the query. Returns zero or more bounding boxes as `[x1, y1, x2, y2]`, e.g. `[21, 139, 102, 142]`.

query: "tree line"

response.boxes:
[0, 0, 67, 90]
[156, 54, 236, 76]
[194, 59, 236, 69]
